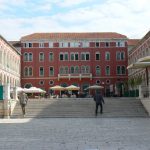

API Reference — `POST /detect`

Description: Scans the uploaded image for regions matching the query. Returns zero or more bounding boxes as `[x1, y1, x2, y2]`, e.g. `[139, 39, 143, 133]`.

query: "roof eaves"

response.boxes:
[0, 35, 21, 55]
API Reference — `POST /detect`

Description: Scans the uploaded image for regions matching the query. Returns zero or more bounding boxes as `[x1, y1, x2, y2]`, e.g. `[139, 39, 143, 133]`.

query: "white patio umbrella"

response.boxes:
[85, 85, 104, 95]
[50, 85, 66, 91]
[50, 85, 66, 96]
[66, 85, 80, 91]
[85, 85, 104, 90]
[10, 87, 24, 93]
[24, 87, 46, 93]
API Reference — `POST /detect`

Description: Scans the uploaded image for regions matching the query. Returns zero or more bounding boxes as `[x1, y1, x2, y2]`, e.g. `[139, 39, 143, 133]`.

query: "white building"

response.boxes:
[0, 35, 21, 87]
[128, 31, 150, 96]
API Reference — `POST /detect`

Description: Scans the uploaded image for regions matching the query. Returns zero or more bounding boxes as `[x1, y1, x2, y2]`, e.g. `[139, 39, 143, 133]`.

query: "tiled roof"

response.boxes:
[127, 39, 140, 46]
[9, 41, 21, 47]
[21, 32, 127, 41]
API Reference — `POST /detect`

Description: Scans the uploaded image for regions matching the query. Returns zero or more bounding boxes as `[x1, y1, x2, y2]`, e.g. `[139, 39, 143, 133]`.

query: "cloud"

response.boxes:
[0, 0, 150, 40]
[58, 0, 93, 7]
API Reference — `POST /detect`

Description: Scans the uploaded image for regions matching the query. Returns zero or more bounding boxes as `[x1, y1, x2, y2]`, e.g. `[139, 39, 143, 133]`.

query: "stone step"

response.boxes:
[11, 98, 148, 118]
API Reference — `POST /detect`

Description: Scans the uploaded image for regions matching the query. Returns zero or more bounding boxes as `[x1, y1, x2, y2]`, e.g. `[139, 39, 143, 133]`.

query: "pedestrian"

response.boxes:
[93, 91, 105, 116]
[19, 91, 28, 117]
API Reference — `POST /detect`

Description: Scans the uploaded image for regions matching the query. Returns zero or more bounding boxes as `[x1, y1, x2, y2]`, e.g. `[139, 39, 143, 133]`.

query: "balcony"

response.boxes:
[58, 73, 92, 80]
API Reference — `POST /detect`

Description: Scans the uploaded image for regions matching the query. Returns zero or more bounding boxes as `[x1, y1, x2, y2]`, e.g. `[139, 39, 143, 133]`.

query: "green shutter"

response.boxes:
[0, 86, 3, 100]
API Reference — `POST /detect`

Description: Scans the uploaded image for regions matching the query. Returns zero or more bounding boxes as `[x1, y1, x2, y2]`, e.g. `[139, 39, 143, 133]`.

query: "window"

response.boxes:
[29, 53, 33, 61]
[121, 66, 126, 74]
[64, 53, 68, 60]
[83, 42, 89, 47]
[59, 53, 68, 61]
[23, 53, 33, 62]
[86, 66, 89, 73]
[81, 66, 90, 74]
[59, 67, 63, 74]
[39, 67, 44, 76]
[81, 52, 90, 60]
[59, 42, 68, 48]
[117, 66, 121, 75]
[96, 66, 101, 75]
[105, 52, 110, 60]
[105, 42, 109, 47]
[49, 42, 53, 48]
[116, 52, 120, 60]
[105, 66, 110, 75]
[116, 41, 125, 47]
[81, 53, 85, 60]
[96, 42, 100, 47]
[75, 66, 79, 74]
[24, 67, 28, 76]
[60, 53, 64, 60]
[95, 52, 100, 60]
[39, 52, 44, 61]
[121, 52, 125, 60]
[59, 66, 69, 74]
[24, 53, 28, 61]
[24, 67, 32, 76]
[81, 66, 85, 73]
[71, 53, 79, 61]
[24, 83, 32, 88]
[28, 67, 33, 76]
[71, 53, 75, 60]
[116, 66, 126, 75]
[106, 79, 110, 84]
[23, 43, 32, 48]
[29, 43, 32, 47]
[49, 52, 53, 61]
[75, 53, 79, 60]
[116, 52, 125, 60]
[39, 42, 44, 48]
[23, 43, 27, 48]
[70, 66, 75, 74]
[86, 53, 90, 60]
[49, 80, 54, 85]
[96, 80, 100, 85]
[64, 66, 69, 74]
[39, 80, 44, 85]
[73, 42, 83, 47]
[49, 67, 54, 76]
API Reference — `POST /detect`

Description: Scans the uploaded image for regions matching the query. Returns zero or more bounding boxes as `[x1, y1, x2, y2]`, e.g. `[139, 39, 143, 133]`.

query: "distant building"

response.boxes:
[128, 31, 150, 90]
[0, 35, 21, 87]
[20, 32, 128, 96]
[127, 39, 140, 52]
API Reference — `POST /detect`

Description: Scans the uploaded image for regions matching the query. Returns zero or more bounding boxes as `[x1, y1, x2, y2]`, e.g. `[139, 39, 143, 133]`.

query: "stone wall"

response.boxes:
[0, 101, 3, 117]
[141, 98, 150, 116]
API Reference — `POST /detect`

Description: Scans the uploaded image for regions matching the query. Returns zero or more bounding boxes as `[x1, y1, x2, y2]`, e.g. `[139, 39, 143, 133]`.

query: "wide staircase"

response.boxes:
[11, 97, 148, 118]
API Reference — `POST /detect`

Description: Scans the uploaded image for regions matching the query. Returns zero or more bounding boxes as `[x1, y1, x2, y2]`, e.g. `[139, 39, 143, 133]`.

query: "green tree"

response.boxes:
[128, 78, 135, 90]
[135, 76, 142, 87]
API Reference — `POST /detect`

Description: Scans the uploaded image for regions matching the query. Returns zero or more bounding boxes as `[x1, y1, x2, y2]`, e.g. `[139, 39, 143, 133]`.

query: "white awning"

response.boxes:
[127, 62, 150, 69]
[138, 56, 150, 62]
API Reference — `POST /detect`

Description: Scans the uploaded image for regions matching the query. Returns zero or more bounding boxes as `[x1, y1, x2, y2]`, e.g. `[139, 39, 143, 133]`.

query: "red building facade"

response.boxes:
[20, 32, 128, 96]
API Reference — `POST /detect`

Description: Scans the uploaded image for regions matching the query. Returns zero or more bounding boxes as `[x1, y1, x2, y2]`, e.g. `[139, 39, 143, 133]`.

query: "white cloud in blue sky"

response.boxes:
[0, 0, 149, 40]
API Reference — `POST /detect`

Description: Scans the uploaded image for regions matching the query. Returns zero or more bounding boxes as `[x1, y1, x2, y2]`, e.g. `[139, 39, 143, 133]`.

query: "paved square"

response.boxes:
[0, 118, 150, 150]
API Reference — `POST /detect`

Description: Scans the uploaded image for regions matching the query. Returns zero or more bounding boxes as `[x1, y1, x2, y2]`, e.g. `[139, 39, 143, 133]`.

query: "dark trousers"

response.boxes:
[95, 103, 103, 115]
[21, 104, 26, 115]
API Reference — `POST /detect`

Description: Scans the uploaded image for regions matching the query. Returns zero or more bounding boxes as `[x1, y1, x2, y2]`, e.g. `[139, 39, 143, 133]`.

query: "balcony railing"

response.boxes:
[58, 73, 92, 80]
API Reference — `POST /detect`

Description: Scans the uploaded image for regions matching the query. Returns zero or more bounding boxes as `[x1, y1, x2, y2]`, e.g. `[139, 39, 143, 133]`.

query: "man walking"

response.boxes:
[94, 91, 105, 116]
[19, 91, 28, 117]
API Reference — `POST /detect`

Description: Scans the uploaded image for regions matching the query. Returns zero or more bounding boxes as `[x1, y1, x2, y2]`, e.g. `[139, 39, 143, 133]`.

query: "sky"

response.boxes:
[0, 0, 149, 40]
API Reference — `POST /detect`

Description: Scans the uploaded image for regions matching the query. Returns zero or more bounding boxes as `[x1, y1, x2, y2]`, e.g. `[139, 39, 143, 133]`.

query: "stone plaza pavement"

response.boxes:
[0, 118, 150, 150]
